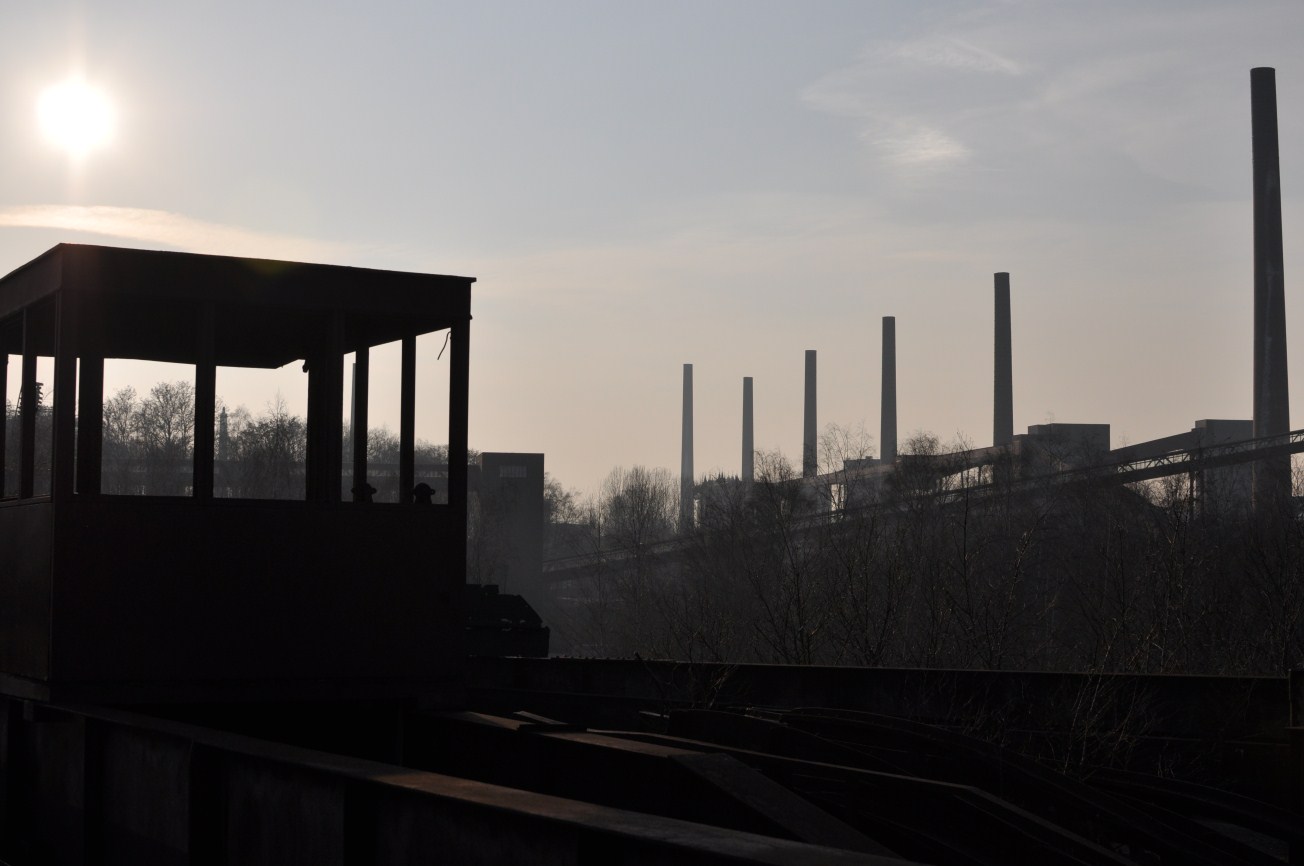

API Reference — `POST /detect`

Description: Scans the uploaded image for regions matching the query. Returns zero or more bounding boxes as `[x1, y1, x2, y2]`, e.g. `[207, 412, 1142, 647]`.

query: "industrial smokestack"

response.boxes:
[803, 350, 817, 478]
[742, 376, 754, 483]
[1251, 67, 1291, 511]
[994, 273, 1014, 447]
[681, 363, 694, 531]
[881, 317, 897, 464]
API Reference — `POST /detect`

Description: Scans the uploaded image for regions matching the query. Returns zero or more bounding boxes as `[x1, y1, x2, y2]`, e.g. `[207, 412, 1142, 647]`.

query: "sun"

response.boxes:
[38, 78, 114, 158]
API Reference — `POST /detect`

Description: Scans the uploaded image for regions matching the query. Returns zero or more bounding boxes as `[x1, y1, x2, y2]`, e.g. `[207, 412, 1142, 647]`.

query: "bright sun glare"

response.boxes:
[38, 79, 114, 158]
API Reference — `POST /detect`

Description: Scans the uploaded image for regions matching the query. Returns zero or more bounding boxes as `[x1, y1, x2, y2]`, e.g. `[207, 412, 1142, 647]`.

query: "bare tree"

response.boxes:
[600, 466, 677, 550]
[134, 381, 195, 495]
[590, 466, 677, 653]
[532, 423, 1304, 678]
[229, 394, 305, 499]
[101, 386, 140, 494]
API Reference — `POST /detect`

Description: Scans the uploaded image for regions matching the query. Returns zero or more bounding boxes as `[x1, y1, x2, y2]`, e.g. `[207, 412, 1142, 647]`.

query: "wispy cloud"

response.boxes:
[0, 204, 365, 263]
[800, 34, 1023, 180]
[797, 4, 1278, 205]
[865, 124, 971, 171]
[890, 36, 1025, 76]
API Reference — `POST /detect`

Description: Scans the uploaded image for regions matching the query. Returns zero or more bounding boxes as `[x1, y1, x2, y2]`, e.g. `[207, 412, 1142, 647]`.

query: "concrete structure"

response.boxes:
[1191, 419, 1255, 504]
[1022, 423, 1110, 468]
[803, 349, 817, 478]
[881, 317, 897, 465]
[1108, 419, 1255, 506]
[1251, 67, 1291, 511]
[681, 363, 694, 531]
[994, 273, 1013, 448]
[474, 452, 545, 596]
[742, 376, 754, 483]
[0, 244, 473, 701]
[1193, 418, 1254, 444]
[1110, 419, 1253, 463]
[0, 696, 876, 865]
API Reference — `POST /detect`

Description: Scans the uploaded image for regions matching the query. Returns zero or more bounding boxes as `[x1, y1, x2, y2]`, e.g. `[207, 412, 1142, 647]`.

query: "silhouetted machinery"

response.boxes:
[0, 243, 474, 702]
[464, 584, 549, 657]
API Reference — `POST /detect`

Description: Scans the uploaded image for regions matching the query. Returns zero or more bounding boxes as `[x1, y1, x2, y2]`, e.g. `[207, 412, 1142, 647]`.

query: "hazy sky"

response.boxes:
[1, 1, 1301, 496]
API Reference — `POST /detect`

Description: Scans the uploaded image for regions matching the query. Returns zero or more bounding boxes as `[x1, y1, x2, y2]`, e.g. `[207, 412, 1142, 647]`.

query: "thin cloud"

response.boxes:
[800, 36, 1017, 179]
[0, 204, 362, 263]
[799, 8, 1245, 195]
[866, 124, 971, 170]
[891, 37, 1025, 76]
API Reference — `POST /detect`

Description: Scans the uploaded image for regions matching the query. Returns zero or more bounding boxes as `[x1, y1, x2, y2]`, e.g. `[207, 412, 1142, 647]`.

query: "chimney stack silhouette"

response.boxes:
[803, 350, 817, 478]
[742, 377, 754, 483]
[1251, 67, 1291, 511]
[881, 317, 897, 464]
[994, 273, 1014, 448]
[680, 363, 694, 531]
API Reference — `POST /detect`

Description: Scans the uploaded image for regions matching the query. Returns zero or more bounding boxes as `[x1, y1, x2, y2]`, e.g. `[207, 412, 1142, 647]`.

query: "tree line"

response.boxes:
[8, 380, 449, 500]
[538, 428, 1304, 677]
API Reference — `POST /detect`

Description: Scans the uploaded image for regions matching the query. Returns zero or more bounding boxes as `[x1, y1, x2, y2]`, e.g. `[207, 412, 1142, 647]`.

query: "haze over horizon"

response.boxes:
[2, 1, 1302, 497]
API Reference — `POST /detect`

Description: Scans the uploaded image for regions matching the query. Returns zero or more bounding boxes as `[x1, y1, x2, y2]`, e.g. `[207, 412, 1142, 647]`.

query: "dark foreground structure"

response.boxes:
[0, 245, 1300, 865]
[0, 661, 1300, 864]
[0, 244, 472, 702]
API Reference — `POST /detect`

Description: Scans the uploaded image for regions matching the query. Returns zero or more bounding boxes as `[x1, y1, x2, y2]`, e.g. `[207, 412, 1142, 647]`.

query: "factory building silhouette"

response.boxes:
[670, 259, 1273, 526]
[0, 68, 1297, 864]
[671, 68, 1293, 522]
